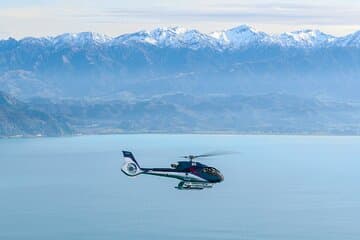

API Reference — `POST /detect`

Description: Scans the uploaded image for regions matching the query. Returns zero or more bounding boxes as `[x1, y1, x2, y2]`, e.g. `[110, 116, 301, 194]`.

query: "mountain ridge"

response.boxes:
[3, 91, 360, 137]
[0, 91, 72, 137]
[2, 25, 360, 49]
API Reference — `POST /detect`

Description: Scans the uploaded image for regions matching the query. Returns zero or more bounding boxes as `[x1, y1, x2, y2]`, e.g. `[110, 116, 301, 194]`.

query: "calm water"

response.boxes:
[1, 134, 360, 240]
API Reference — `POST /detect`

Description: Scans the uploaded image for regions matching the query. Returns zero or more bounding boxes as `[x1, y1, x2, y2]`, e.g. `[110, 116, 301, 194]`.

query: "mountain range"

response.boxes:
[6, 25, 360, 49]
[1, 25, 360, 100]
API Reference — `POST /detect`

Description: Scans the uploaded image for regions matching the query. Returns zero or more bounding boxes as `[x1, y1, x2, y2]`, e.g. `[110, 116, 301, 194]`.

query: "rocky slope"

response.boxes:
[0, 91, 72, 137]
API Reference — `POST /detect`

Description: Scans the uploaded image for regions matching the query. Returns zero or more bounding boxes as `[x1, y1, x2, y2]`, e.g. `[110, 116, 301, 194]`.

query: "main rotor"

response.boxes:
[181, 151, 236, 162]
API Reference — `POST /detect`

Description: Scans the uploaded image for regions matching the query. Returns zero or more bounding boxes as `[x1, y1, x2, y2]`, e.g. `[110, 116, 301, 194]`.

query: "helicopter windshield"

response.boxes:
[171, 162, 179, 168]
[202, 167, 220, 176]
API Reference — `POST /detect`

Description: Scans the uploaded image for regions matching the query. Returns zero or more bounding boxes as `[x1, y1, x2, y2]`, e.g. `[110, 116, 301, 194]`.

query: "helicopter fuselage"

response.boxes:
[141, 161, 224, 183]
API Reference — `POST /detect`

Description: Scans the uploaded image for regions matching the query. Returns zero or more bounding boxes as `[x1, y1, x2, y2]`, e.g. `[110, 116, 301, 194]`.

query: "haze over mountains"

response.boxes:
[1, 25, 360, 136]
[2, 91, 360, 137]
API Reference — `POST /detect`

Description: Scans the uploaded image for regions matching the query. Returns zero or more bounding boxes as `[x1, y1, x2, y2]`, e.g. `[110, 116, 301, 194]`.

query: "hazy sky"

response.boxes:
[1, 0, 360, 39]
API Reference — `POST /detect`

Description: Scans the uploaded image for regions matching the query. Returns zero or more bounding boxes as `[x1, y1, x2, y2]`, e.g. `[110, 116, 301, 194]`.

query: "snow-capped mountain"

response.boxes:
[275, 29, 336, 47]
[113, 27, 218, 49]
[210, 25, 271, 48]
[208, 26, 337, 48]
[52, 32, 112, 47]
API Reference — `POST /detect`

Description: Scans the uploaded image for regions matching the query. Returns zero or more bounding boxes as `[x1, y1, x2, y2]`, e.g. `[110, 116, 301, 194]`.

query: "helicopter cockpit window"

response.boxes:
[202, 167, 219, 176]
[171, 163, 179, 169]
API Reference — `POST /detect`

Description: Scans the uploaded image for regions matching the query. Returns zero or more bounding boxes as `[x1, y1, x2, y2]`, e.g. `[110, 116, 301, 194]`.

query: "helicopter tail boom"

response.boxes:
[121, 151, 144, 176]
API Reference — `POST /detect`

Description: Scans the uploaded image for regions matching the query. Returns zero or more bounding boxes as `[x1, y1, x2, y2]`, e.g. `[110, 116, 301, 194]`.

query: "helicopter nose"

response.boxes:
[218, 173, 224, 182]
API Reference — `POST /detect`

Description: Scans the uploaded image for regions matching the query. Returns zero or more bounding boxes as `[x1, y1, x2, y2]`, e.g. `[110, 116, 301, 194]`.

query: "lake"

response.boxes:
[1, 134, 360, 240]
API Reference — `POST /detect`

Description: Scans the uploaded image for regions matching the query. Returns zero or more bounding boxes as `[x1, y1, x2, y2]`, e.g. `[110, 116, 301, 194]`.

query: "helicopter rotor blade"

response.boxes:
[180, 151, 238, 160]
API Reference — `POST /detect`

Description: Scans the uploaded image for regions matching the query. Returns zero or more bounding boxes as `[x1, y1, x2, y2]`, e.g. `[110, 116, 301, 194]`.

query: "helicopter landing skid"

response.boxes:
[175, 181, 214, 190]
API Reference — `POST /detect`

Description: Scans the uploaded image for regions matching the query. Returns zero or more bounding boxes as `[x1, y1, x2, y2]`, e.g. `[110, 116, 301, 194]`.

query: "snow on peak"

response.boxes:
[275, 29, 335, 47]
[19, 37, 53, 46]
[334, 30, 360, 47]
[115, 26, 217, 49]
[148, 26, 193, 46]
[151, 26, 188, 35]
[210, 25, 270, 48]
[227, 24, 257, 33]
[53, 32, 112, 46]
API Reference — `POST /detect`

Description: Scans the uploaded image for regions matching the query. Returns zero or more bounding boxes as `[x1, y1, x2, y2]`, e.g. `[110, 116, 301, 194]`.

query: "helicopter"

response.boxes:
[121, 151, 225, 190]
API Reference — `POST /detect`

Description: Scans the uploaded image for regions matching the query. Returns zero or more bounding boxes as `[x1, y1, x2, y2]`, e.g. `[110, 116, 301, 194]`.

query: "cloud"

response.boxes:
[73, 5, 360, 27]
[1, 1, 360, 38]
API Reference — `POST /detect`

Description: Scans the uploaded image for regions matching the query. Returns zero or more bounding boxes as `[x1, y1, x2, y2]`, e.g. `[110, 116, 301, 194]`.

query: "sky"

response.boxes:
[0, 0, 360, 39]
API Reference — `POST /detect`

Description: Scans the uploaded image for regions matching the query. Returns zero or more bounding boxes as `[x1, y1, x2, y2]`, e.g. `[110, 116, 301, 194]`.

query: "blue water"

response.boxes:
[1, 134, 360, 240]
